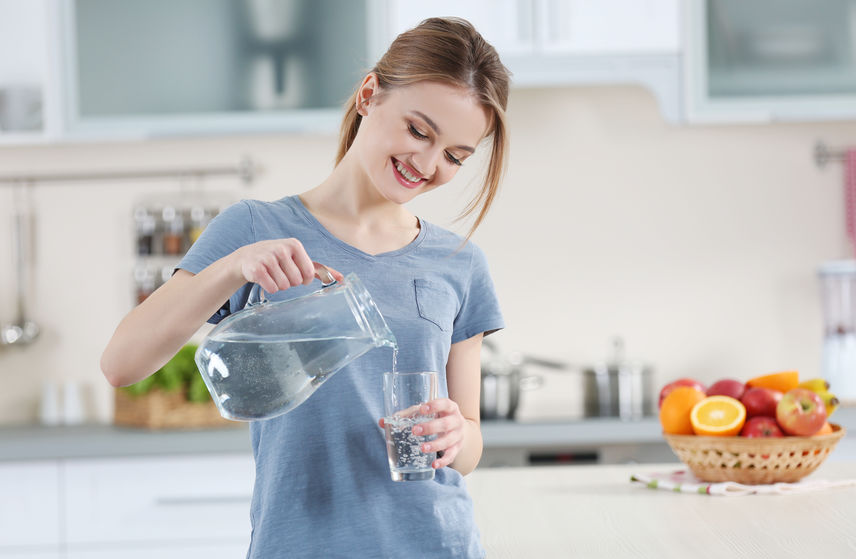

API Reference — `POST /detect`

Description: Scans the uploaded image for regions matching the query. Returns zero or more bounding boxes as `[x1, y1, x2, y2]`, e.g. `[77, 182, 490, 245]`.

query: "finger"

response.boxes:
[313, 262, 345, 283]
[432, 442, 460, 469]
[249, 265, 279, 295]
[421, 398, 456, 416]
[264, 259, 291, 291]
[279, 254, 305, 288]
[292, 251, 316, 285]
[413, 415, 458, 437]
[422, 430, 462, 455]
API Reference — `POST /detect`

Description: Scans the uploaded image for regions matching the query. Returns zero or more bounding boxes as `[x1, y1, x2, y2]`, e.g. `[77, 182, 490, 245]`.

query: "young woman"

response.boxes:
[101, 17, 510, 558]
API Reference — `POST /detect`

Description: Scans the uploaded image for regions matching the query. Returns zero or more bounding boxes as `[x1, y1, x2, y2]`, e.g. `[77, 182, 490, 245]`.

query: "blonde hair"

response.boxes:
[336, 17, 511, 239]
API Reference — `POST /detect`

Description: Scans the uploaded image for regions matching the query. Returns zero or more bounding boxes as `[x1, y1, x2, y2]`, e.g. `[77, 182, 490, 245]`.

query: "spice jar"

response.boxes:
[188, 205, 211, 245]
[134, 207, 156, 256]
[134, 265, 156, 304]
[161, 206, 185, 255]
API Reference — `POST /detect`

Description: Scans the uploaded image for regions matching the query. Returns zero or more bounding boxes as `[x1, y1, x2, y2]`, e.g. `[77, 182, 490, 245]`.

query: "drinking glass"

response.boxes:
[383, 371, 439, 481]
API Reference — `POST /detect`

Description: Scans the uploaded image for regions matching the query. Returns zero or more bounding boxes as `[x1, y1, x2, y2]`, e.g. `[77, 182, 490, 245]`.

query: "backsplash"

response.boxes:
[0, 85, 853, 425]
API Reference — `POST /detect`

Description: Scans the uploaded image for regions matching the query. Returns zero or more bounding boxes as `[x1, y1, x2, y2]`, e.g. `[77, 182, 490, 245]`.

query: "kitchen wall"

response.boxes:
[0, 84, 853, 425]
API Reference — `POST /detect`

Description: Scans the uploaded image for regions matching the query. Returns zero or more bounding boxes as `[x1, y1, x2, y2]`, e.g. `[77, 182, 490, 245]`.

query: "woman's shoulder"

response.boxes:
[420, 219, 486, 261]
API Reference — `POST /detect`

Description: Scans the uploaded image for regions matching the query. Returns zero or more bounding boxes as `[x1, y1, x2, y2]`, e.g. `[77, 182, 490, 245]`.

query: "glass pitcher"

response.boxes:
[195, 267, 397, 421]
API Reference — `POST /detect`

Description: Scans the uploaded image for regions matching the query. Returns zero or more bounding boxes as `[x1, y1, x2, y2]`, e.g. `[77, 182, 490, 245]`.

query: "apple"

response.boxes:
[776, 388, 828, 436]
[658, 378, 707, 408]
[741, 387, 783, 418]
[707, 378, 746, 400]
[740, 416, 784, 438]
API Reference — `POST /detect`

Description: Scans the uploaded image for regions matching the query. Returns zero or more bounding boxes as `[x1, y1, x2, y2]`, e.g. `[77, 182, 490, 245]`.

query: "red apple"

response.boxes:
[658, 378, 707, 408]
[741, 387, 783, 418]
[776, 388, 828, 436]
[707, 378, 746, 400]
[740, 416, 784, 438]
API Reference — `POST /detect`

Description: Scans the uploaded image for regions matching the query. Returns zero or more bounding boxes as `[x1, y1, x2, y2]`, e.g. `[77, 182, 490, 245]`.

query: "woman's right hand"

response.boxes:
[231, 238, 344, 294]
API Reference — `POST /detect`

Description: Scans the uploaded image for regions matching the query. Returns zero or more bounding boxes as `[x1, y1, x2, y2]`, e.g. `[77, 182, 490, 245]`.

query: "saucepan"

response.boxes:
[480, 339, 569, 420]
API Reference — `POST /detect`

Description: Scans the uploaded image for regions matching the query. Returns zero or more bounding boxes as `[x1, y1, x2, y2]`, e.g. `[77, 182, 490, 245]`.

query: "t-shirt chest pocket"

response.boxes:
[413, 279, 457, 332]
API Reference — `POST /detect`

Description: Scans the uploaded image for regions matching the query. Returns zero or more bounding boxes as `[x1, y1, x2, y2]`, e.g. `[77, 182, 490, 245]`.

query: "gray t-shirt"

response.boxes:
[179, 195, 504, 558]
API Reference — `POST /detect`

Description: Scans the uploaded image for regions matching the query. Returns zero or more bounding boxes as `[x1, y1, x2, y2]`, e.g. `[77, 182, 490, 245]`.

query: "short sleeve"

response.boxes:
[177, 200, 256, 324]
[451, 243, 505, 344]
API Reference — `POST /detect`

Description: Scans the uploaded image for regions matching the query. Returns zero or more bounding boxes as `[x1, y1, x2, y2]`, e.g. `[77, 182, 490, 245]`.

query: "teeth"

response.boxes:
[395, 161, 421, 183]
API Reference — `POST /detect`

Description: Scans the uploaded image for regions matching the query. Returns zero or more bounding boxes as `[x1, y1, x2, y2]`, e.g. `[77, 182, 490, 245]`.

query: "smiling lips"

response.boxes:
[392, 158, 425, 188]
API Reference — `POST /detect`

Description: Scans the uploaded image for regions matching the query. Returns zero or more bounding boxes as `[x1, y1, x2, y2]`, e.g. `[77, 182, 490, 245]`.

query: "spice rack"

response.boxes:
[133, 196, 231, 304]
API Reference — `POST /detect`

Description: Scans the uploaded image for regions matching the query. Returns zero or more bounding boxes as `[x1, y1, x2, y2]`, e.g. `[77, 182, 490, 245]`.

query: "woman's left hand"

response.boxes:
[412, 398, 467, 469]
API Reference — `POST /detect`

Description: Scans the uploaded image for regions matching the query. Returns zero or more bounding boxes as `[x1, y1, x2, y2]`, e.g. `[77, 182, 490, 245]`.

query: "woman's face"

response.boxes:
[353, 78, 490, 205]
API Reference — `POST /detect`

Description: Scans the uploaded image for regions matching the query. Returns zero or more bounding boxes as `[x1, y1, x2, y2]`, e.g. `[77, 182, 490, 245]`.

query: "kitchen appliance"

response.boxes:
[582, 338, 654, 420]
[480, 340, 567, 420]
[819, 260, 856, 401]
[195, 268, 396, 421]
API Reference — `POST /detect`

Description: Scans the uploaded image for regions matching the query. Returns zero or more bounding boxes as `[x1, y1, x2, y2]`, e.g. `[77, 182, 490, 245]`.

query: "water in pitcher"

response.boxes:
[197, 332, 388, 420]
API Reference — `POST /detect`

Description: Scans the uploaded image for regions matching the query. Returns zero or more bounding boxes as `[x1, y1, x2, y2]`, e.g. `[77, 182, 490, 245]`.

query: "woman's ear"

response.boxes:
[356, 73, 380, 116]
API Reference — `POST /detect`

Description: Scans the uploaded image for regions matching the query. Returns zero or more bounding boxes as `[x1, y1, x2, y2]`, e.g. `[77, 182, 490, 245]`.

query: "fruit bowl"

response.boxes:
[663, 424, 846, 485]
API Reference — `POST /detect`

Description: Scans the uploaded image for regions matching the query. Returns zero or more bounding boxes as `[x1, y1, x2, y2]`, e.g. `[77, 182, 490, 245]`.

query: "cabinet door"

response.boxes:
[384, 0, 536, 55]
[685, 0, 856, 122]
[60, 0, 372, 137]
[537, 0, 680, 54]
[0, 461, 61, 550]
[63, 453, 254, 546]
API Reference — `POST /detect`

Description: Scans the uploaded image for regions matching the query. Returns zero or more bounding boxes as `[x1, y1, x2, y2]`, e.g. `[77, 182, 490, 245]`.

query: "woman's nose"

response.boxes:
[412, 147, 444, 178]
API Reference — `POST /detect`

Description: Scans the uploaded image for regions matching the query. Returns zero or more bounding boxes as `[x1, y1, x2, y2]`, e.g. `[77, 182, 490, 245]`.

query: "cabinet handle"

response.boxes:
[155, 495, 252, 506]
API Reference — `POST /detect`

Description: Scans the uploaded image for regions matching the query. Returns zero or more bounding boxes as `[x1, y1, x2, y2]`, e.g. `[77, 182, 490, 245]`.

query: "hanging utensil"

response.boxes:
[1, 183, 40, 346]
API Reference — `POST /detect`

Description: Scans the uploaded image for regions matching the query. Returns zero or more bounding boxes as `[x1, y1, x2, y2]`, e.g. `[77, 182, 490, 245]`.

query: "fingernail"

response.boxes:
[412, 426, 422, 435]
[422, 405, 430, 413]
[423, 444, 431, 452]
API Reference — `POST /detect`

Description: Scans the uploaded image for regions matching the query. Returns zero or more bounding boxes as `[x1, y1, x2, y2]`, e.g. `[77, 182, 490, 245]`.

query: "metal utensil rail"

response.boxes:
[0, 155, 258, 186]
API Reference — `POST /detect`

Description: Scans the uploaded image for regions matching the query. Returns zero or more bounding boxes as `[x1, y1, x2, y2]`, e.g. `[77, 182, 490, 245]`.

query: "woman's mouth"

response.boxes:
[392, 158, 425, 189]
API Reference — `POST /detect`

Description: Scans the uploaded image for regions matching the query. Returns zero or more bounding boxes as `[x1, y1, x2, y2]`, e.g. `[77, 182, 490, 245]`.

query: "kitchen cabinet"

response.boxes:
[685, 0, 856, 123]
[0, 452, 254, 558]
[383, 0, 683, 122]
[63, 454, 254, 552]
[0, 0, 62, 144]
[0, 461, 61, 555]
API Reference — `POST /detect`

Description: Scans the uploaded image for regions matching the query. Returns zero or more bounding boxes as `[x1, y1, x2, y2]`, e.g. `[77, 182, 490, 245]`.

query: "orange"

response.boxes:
[746, 371, 799, 393]
[690, 396, 746, 436]
[660, 386, 706, 434]
[815, 421, 833, 436]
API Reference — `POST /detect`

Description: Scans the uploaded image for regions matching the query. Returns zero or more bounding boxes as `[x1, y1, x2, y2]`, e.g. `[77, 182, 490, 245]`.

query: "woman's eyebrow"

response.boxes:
[410, 110, 475, 153]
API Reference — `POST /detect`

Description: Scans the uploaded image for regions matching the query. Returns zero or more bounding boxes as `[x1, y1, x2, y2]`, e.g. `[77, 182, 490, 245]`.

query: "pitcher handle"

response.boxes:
[246, 283, 269, 308]
[245, 263, 338, 308]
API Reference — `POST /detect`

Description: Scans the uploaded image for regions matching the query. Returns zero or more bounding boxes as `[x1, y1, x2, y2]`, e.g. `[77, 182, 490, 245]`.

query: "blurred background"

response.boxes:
[4, 1, 856, 556]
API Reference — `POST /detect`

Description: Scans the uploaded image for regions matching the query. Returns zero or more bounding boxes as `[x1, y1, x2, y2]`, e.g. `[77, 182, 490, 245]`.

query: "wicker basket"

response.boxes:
[663, 424, 846, 484]
[113, 388, 240, 430]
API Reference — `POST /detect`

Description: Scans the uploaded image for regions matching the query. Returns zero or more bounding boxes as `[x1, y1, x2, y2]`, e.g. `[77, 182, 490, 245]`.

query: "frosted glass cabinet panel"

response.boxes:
[61, 0, 372, 136]
[686, 0, 856, 122]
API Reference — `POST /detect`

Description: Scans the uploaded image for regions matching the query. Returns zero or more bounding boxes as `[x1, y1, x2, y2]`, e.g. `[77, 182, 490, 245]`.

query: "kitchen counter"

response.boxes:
[467, 461, 856, 558]
[0, 406, 853, 463]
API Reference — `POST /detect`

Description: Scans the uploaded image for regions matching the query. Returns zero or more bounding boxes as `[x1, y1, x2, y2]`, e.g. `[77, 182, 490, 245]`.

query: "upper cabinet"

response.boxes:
[685, 0, 856, 123]
[382, 0, 683, 122]
[0, 0, 62, 143]
[3, 0, 854, 144]
[57, 0, 374, 139]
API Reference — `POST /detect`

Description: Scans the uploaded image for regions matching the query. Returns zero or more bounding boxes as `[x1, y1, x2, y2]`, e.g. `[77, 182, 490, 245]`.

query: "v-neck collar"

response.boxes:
[289, 195, 427, 259]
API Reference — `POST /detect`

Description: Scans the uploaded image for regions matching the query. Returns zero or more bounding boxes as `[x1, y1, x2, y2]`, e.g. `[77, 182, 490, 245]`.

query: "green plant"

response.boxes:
[122, 344, 210, 403]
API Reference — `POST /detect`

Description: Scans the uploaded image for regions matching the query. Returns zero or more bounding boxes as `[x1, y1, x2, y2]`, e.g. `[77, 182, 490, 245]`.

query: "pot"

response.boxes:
[480, 340, 566, 420]
[582, 338, 654, 420]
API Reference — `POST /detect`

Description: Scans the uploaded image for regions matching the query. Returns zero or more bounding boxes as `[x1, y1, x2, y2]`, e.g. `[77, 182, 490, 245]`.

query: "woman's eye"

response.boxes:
[445, 152, 462, 166]
[408, 124, 428, 140]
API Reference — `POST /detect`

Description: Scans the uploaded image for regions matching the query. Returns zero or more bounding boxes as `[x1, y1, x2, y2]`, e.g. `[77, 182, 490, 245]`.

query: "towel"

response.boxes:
[630, 469, 856, 496]
[846, 149, 856, 257]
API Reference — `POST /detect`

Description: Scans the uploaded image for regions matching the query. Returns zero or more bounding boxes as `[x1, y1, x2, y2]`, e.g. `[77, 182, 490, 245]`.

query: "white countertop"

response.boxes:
[466, 461, 856, 558]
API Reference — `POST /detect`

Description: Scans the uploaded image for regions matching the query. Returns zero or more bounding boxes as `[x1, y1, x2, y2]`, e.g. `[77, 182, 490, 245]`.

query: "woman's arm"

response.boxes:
[100, 238, 333, 388]
[411, 333, 484, 476]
